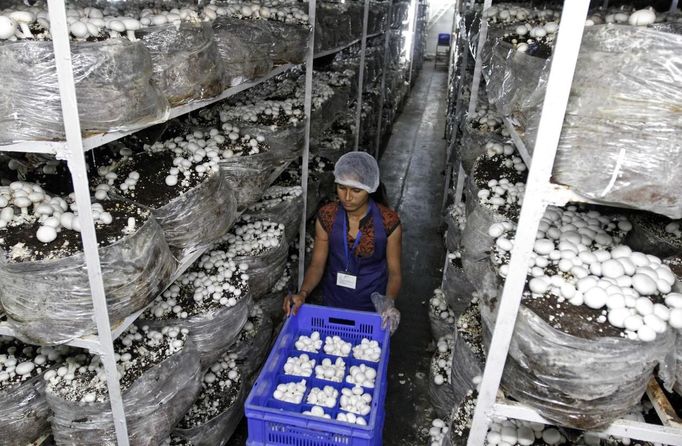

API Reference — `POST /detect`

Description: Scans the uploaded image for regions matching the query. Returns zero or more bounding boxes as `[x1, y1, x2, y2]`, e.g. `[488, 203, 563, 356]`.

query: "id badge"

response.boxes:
[336, 272, 357, 289]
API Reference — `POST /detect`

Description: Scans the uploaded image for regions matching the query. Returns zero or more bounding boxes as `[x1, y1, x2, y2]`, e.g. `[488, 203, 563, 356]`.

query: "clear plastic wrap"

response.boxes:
[236, 123, 306, 162]
[219, 152, 277, 210]
[443, 261, 476, 317]
[449, 329, 482, 413]
[429, 307, 454, 342]
[152, 170, 237, 261]
[428, 344, 456, 420]
[229, 306, 274, 379]
[310, 85, 352, 140]
[139, 22, 226, 106]
[0, 217, 176, 345]
[233, 239, 288, 300]
[675, 334, 682, 396]
[480, 301, 676, 429]
[45, 340, 202, 445]
[211, 17, 273, 86]
[265, 21, 311, 65]
[172, 378, 246, 446]
[138, 295, 251, 368]
[315, 3, 353, 52]
[460, 174, 508, 300]
[487, 25, 682, 218]
[0, 40, 169, 144]
[0, 375, 51, 445]
[457, 120, 505, 174]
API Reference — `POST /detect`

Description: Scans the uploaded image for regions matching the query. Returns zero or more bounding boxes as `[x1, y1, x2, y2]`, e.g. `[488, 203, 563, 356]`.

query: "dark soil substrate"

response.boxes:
[473, 153, 527, 220]
[0, 200, 149, 263]
[0, 338, 55, 391]
[114, 152, 204, 209]
[456, 302, 485, 363]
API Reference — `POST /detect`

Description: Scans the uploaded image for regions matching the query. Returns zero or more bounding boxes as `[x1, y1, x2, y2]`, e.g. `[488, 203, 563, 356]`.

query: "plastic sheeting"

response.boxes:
[229, 305, 274, 379]
[173, 381, 246, 446]
[675, 335, 682, 397]
[443, 261, 476, 317]
[138, 295, 251, 368]
[45, 340, 202, 445]
[236, 123, 306, 162]
[486, 25, 682, 218]
[219, 152, 277, 210]
[139, 22, 225, 106]
[310, 85, 352, 140]
[315, 3, 353, 52]
[146, 170, 236, 261]
[0, 40, 169, 144]
[232, 239, 288, 300]
[0, 217, 176, 345]
[460, 173, 508, 300]
[211, 17, 274, 86]
[457, 120, 506, 175]
[429, 306, 454, 342]
[480, 301, 676, 430]
[0, 375, 51, 446]
[428, 337, 456, 420]
[449, 329, 482, 413]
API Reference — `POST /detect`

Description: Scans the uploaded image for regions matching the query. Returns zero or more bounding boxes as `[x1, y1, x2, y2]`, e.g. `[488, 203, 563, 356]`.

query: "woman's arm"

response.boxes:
[283, 219, 330, 315]
[385, 224, 402, 300]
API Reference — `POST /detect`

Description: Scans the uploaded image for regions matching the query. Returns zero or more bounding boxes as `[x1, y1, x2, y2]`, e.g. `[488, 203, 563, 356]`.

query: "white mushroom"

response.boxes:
[9, 11, 35, 39]
[121, 18, 141, 42]
[0, 15, 17, 40]
[69, 21, 88, 39]
[108, 20, 125, 39]
[628, 8, 656, 26]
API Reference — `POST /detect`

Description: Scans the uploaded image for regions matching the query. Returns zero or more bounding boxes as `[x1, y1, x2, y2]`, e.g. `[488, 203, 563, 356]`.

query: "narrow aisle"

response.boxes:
[380, 64, 449, 445]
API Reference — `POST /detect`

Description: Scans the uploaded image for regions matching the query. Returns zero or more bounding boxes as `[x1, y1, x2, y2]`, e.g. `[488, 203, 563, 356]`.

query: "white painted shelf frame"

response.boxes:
[442, 1, 682, 445]
[0, 0, 395, 442]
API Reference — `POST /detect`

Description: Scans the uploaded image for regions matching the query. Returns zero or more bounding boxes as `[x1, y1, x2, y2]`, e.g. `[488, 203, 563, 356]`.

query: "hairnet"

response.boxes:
[333, 152, 380, 193]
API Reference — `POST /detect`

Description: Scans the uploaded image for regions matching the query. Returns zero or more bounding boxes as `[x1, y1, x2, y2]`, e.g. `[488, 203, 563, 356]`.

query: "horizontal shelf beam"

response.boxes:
[493, 401, 682, 446]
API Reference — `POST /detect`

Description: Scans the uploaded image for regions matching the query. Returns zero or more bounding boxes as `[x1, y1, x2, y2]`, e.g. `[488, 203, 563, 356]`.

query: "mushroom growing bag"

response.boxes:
[138, 294, 251, 368]
[0, 375, 51, 446]
[139, 22, 226, 106]
[219, 152, 278, 210]
[211, 17, 274, 86]
[245, 186, 304, 244]
[229, 305, 274, 380]
[487, 25, 682, 218]
[0, 217, 176, 345]
[172, 382, 247, 446]
[45, 340, 202, 446]
[232, 236, 288, 300]
[0, 40, 169, 144]
[480, 301, 675, 429]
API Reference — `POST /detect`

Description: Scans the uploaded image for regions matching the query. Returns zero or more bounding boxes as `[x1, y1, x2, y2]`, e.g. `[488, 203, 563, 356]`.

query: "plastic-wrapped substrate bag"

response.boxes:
[138, 295, 251, 368]
[0, 40, 169, 144]
[0, 216, 176, 345]
[675, 334, 682, 397]
[229, 305, 274, 380]
[480, 302, 675, 429]
[45, 340, 202, 446]
[266, 21, 310, 64]
[139, 22, 226, 106]
[443, 257, 476, 317]
[449, 329, 482, 413]
[232, 238, 288, 300]
[211, 17, 274, 86]
[428, 335, 456, 419]
[219, 152, 277, 210]
[624, 213, 682, 259]
[244, 186, 304, 244]
[236, 122, 306, 162]
[0, 375, 51, 445]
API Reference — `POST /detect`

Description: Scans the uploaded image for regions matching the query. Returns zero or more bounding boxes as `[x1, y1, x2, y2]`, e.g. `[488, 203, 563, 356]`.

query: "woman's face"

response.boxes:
[336, 184, 369, 212]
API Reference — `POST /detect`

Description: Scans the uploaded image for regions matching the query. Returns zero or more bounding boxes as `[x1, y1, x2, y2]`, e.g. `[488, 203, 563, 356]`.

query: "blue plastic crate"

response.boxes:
[245, 304, 391, 446]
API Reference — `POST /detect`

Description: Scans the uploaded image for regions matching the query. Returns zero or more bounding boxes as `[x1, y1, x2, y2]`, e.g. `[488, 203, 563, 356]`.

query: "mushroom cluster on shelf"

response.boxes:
[248, 185, 303, 213]
[431, 334, 453, 387]
[202, 1, 309, 25]
[430, 288, 456, 325]
[491, 206, 681, 341]
[144, 250, 250, 320]
[218, 217, 284, 257]
[45, 325, 188, 403]
[0, 336, 66, 389]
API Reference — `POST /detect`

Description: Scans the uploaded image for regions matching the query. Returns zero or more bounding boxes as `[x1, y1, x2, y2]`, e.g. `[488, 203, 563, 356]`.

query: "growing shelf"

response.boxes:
[313, 31, 385, 59]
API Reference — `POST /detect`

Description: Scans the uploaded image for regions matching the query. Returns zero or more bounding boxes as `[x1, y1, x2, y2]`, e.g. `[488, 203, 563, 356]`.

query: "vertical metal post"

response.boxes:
[354, 0, 372, 151]
[407, 0, 419, 86]
[466, 1, 591, 444]
[466, 0, 492, 116]
[671, 0, 679, 12]
[299, 0, 317, 288]
[374, 4, 393, 159]
[602, 0, 609, 9]
[46, 1, 129, 444]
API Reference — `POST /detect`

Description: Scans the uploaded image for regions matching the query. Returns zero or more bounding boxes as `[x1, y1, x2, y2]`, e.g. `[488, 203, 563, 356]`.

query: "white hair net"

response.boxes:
[333, 152, 380, 193]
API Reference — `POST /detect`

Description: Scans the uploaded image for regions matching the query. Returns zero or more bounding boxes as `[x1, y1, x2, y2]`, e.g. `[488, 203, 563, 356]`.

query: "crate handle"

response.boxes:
[328, 317, 356, 326]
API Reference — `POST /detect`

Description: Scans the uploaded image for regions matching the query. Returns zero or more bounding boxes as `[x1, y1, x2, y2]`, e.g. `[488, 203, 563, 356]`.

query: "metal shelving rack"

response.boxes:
[442, 1, 682, 445]
[0, 0, 393, 444]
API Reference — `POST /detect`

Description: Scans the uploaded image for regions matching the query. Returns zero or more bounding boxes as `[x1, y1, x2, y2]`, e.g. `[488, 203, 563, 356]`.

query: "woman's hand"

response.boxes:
[283, 293, 306, 316]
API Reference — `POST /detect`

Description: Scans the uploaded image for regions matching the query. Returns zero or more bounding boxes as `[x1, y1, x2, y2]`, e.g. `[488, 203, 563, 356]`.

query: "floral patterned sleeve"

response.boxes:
[317, 202, 339, 234]
[379, 205, 401, 236]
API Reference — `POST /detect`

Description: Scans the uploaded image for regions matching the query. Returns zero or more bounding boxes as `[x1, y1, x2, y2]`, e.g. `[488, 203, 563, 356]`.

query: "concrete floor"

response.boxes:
[380, 63, 449, 446]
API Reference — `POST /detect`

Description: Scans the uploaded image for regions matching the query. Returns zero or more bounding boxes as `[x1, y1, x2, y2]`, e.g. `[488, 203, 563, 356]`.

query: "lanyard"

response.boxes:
[343, 213, 362, 272]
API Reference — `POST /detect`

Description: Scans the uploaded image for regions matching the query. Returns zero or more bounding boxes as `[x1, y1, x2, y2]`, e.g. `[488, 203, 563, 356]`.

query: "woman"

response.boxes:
[283, 152, 402, 333]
